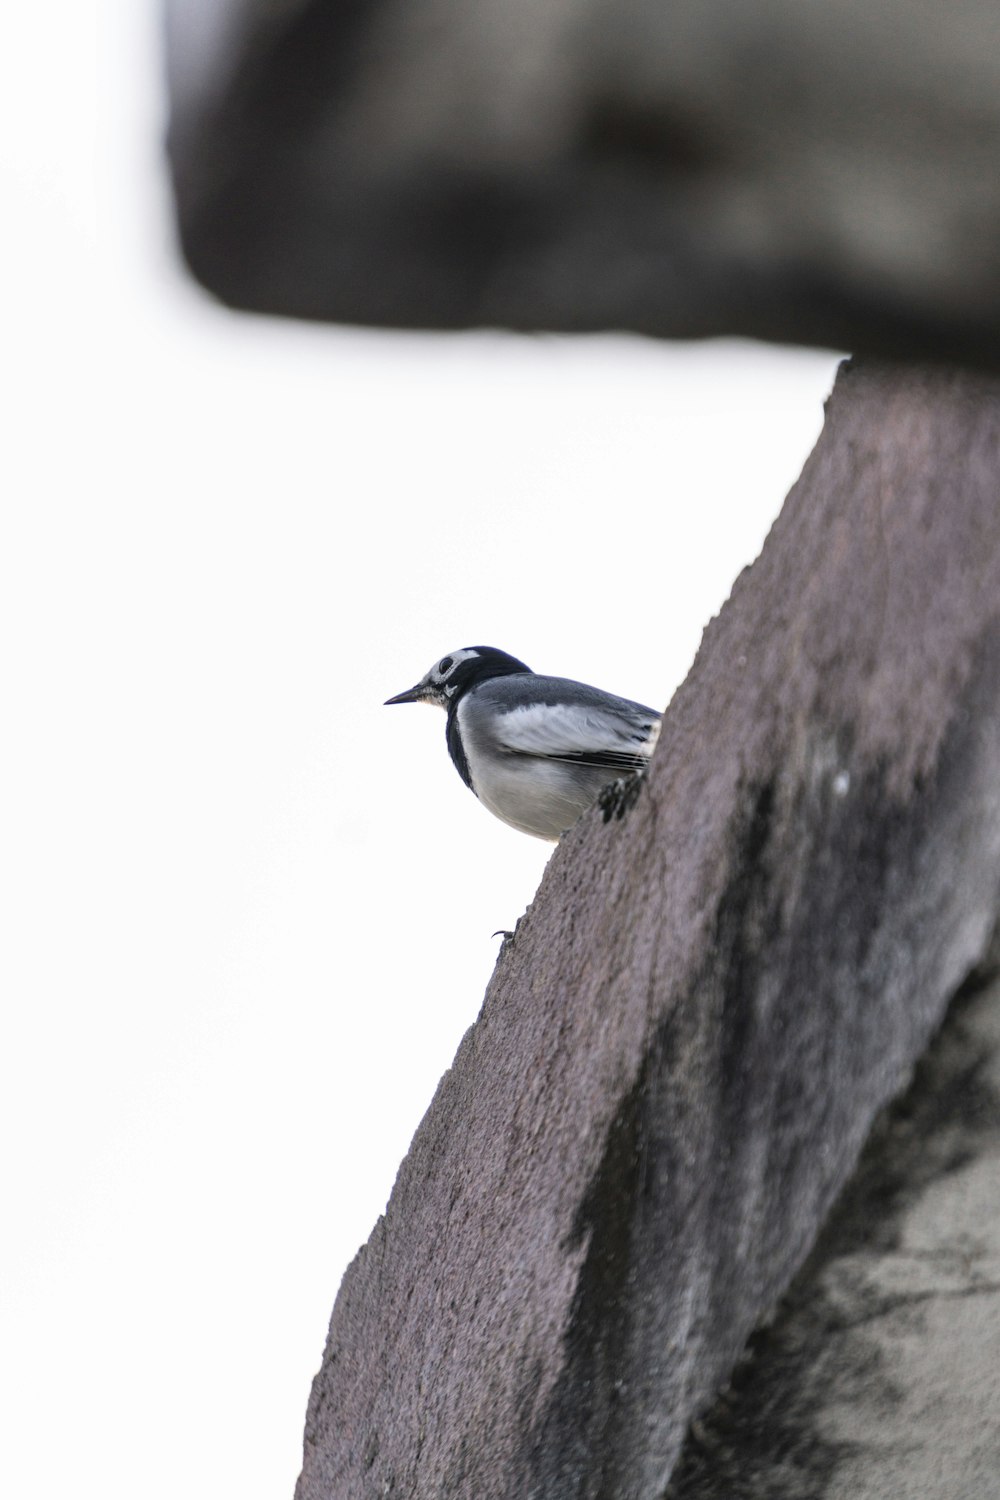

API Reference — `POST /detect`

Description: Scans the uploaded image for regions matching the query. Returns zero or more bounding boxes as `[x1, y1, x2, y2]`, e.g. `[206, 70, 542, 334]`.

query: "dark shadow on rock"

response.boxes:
[665, 961, 1000, 1500]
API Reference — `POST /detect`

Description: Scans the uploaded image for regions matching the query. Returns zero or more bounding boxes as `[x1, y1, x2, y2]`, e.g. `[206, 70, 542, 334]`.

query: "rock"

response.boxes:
[294, 363, 1000, 1500]
[165, 0, 1000, 364]
[666, 964, 1000, 1500]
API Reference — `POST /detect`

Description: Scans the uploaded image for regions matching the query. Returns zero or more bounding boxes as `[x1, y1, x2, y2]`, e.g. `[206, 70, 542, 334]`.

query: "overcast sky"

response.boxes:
[1, 6, 840, 1497]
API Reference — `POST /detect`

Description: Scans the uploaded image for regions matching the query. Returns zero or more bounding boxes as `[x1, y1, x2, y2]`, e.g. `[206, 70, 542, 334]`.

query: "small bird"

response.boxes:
[385, 647, 661, 840]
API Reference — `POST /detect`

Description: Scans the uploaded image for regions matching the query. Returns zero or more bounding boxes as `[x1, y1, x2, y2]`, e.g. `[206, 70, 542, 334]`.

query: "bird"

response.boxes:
[385, 646, 661, 840]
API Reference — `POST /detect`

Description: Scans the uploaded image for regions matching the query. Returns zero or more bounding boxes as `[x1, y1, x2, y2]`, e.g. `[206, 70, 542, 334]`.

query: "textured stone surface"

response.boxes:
[666, 961, 1000, 1500]
[295, 363, 1000, 1500]
[165, 0, 1000, 363]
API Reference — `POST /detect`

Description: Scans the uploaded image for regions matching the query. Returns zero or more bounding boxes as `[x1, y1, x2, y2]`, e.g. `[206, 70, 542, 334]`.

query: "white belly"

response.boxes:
[471, 753, 616, 841]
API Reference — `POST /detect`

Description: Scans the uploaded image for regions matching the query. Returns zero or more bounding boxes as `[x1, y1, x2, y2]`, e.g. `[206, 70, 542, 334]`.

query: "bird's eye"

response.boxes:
[439, 656, 454, 675]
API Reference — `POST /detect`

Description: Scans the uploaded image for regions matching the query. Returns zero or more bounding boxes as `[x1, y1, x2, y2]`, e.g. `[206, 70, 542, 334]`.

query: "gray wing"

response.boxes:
[482, 677, 660, 772]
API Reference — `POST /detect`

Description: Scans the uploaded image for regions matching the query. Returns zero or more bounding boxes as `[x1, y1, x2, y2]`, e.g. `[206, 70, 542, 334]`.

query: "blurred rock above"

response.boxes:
[166, 0, 1000, 361]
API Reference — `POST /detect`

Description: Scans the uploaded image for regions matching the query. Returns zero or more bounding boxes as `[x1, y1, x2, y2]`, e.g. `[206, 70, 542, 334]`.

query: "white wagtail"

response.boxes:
[385, 647, 661, 840]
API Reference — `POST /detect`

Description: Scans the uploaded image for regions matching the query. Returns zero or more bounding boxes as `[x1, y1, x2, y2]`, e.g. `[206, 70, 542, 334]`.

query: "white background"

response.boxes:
[0, 5, 840, 1496]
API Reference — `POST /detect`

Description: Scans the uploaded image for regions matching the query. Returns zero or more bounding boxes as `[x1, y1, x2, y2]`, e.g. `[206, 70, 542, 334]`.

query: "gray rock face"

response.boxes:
[295, 364, 1000, 1500]
[165, 0, 1000, 363]
[667, 963, 1000, 1500]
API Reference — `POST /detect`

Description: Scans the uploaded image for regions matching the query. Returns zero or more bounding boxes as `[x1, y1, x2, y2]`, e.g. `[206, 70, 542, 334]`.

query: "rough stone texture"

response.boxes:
[164, 0, 1000, 364]
[295, 362, 1000, 1500]
[666, 959, 1000, 1500]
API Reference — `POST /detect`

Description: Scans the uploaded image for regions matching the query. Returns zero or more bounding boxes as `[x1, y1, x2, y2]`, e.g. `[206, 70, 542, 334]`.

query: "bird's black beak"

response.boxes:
[384, 684, 426, 705]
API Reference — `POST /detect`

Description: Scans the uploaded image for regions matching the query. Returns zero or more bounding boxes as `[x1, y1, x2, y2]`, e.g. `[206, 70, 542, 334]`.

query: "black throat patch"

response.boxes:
[446, 703, 474, 791]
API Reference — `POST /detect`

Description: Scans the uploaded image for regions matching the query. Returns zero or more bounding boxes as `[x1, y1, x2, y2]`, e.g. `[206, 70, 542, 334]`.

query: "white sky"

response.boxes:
[1, 6, 840, 1497]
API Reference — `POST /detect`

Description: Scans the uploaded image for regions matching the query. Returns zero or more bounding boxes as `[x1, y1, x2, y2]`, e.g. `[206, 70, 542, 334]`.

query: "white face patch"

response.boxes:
[422, 647, 480, 691]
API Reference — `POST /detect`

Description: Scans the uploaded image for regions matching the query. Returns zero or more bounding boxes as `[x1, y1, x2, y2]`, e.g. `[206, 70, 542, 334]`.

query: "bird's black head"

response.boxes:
[385, 646, 531, 709]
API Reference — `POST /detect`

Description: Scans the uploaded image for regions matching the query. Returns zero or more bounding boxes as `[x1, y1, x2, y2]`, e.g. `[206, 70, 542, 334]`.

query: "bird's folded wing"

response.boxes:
[492, 702, 660, 771]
